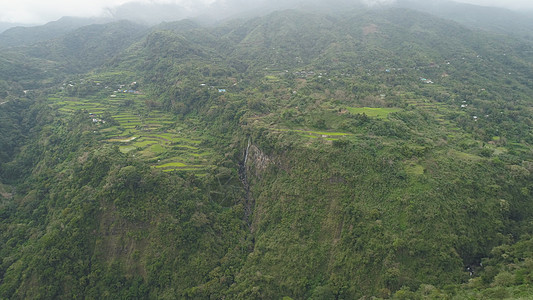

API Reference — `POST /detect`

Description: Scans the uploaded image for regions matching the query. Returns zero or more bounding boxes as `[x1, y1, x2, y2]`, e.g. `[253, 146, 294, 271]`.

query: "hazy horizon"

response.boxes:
[0, 0, 532, 26]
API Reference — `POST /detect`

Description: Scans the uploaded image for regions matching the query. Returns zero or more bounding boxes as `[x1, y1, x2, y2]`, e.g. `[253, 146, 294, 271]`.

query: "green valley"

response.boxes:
[0, 4, 532, 299]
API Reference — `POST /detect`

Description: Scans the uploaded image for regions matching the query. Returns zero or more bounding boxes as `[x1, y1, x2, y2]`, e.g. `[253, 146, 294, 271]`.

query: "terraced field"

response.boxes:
[50, 97, 108, 115]
[273, 128, 352, 141]
[49, 92, 213, 174]
[346, 107, 402, 119]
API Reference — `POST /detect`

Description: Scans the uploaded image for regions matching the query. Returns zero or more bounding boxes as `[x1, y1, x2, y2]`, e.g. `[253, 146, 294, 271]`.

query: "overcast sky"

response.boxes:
[0, 0, 531, 24]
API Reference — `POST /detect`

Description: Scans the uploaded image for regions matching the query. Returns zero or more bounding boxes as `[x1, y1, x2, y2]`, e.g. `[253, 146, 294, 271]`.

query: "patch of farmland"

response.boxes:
[346, 107, 401, 119]
[47, 92, 215, 174]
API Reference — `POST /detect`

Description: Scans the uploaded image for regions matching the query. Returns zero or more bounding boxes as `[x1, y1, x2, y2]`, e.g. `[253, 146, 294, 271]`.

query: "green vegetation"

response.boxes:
[1, 7, 533, 300]
[347, 107, 402, 119]
[155, 162, 187, 168]
[46, 86, 214, 173]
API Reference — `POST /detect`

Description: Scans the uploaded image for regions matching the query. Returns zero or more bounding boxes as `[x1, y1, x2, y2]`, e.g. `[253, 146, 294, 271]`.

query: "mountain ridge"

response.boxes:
[0, 7, 532, 299]
[0, 16, 113, 48]
[3, 0, 533, 49]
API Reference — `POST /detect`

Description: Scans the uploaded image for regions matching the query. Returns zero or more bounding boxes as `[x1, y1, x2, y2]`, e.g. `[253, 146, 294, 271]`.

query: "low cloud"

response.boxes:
[458, 0, 533, 10]
[1, 0, 533, 25]
[361, 0, 397, 6]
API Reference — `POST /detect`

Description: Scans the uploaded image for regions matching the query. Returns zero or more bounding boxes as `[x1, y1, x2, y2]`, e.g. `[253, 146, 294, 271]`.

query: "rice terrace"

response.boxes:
[48, 77, 214, 174]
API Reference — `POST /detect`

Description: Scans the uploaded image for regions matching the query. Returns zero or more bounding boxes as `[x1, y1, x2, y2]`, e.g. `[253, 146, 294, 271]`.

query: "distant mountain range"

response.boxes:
[0, 17, 111, 48]
[395, 0, 533, 40]
[2, 0, 533, 46]
[0, 22, 35, 34]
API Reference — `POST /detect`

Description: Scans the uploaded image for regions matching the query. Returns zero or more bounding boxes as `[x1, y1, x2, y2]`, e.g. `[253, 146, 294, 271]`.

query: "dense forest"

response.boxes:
[0, 4, 532, 299]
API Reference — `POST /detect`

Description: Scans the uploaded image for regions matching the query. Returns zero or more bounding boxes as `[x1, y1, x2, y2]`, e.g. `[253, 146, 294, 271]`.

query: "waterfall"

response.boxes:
[239, 137, 253, 231]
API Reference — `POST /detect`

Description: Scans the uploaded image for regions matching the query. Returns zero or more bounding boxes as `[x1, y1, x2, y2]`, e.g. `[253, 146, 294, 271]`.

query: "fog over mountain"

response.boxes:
[1, 0, 533, 298]
[1, 0, 532, 28]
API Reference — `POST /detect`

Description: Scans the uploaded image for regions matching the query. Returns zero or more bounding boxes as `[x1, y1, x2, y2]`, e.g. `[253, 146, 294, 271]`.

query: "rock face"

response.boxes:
[240, 141, 274, 231]
[246, 144, 273, 180]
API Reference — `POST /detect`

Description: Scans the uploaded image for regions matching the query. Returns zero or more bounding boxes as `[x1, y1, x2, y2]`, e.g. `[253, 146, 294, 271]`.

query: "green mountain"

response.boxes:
[396, 0, 533, 41]
[0, 17, 110, 48]
[1, 7, 532, 299]
[0, 22, 35, 34]
[23, 20, 148, 72]
[0, 20, 147, 94]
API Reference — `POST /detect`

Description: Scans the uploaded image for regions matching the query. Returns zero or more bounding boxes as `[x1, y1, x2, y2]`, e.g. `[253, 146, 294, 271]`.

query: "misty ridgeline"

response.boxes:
[0, 1, 532, 299]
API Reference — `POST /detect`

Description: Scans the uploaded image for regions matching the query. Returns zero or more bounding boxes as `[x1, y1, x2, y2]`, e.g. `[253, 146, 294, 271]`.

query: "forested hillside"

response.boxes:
[396, 0, 533, 41]
[0, 17, 109, 48]
[1, 6, 532, 299]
